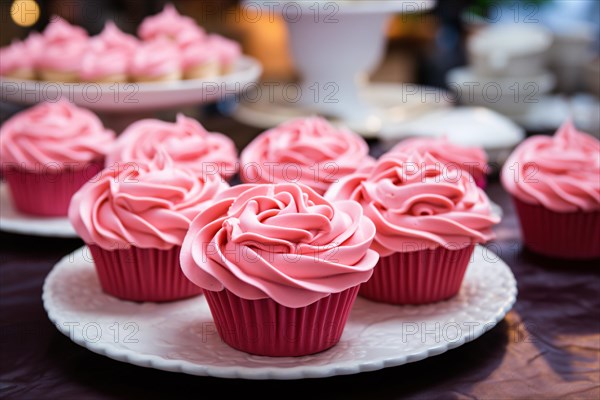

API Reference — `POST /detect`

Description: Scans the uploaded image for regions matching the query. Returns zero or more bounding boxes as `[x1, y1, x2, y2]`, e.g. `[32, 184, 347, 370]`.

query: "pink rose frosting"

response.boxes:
[389, 136, 488, 185]
[69, 151, 229, 250]
[326, 152, 499, 256]
[0, 41, 33, 76]
[501, 120, 600, 212]
[240, 117, 374, 194]
[129, 38, 181, 78]
[205, 34, 241, 66]
[106, 114, 238, 179]
[180, 183, 378, 307]
[36, 16, 89, 72]
[0, 101, 115, 170]
[138, 4, 205, 44]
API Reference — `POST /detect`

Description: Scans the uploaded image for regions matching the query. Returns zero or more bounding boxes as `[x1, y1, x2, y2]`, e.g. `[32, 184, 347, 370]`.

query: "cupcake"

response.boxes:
[180, 183, 378, 356]
[106, 114, 238, 180]
[180, 39, 220, 80]
[0, 40, 36, 80]
[0, 101, 114, 216]
[79, 22, 138, 83]
[129, 38, 182, 82]
[36, 17, 89, 82]
[69, 151, 229, 302]
[389, 136, 489, 189]
[326, 152, 499, 304]
[205, 34, 241, 75]
[501, 120, 600, 259]
[138, 3, 205, 44]
[240, 117, 374, 195]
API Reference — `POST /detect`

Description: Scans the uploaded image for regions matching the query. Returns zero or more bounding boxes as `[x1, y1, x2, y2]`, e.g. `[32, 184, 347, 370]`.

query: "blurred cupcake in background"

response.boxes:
[129, 38, 182, 82]
[106, 114, 238, 180]
[205, 34, 242, 75]
[36, 17, 89, 82]
[0, 41, 35, 80]
[240, 117, 374, 194]
[138, 3, 205, 45]
[69, 150, 229, 302]
[388, 136, 489, 189]
[502, 120, 600, 259]
[0, 101, 115, 216]
[326, 151, 499, 304]
[180, 38, 220, 80]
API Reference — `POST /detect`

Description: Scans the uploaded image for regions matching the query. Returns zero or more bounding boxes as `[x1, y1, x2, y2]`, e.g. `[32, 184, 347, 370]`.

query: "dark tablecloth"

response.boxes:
[1, 118, 599, 400]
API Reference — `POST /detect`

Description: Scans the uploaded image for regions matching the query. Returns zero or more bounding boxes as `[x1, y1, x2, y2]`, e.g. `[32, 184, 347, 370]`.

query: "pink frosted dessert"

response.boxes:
[180, 39, 220, 80]
[205, 34, 241, 74]
[129, 38, 182, 82]
[240, 117, 374, 194]
[36, 17, 89, 82]
[93, 21, 139, 53]
[326, 151, 499, 304]
[180, 183, 378, 356]
[501, 120, 600, 259]
[389, 136, 489, 188]
[138, 3, 205, 44]
[106, 114, 238, 180]
[0, 40, 35, 80]
[69, 151, 229, 302]
[0, 101, 115, 216]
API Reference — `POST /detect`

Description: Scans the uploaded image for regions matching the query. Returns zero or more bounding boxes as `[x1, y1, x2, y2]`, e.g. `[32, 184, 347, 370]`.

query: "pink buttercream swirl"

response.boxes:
[80, 45, 130, 81]
[205, 34, 241, 66]
[94, 21, 139, 53]
[389, 136, 488, 185]
[106, 114, 238, 179]
[501, 120, 600, 212]
[240, 117, 374, 194]
[69, 151, 229, 250]
[129, 38, 181, 78]
[0, 101, 115, 170]
[180, 183, 379, 308]
[0, 41, 32, 76]
[326, 152, 499, 256]
[36, 16, 89, 72]
[138, 4, 205, 44]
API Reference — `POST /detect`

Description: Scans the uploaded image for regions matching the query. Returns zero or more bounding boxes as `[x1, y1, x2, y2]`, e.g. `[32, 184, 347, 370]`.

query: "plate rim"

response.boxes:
[42, 245, 517, 380]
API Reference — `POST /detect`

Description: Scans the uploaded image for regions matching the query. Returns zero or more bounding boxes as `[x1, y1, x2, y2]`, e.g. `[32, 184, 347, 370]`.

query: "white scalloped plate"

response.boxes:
[0, 182, 77, 237]
[43, 245, 516, 380]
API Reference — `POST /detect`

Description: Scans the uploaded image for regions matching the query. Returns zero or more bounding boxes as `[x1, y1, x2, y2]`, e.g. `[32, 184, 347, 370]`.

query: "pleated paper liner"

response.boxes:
[2, 160, 104, 216]
[89, 245, 202, 302]
[513, 197, 600, 259]
[203, 285, 361, 357]
[359, 245, 475, 305]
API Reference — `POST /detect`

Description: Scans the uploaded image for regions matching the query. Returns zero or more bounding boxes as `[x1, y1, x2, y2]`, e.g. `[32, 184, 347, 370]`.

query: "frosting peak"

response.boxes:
[326, 151, 499, 255]
[180, 183, 379, 308]
[501, 120, 600, 212]
[138, 4, 205, 44]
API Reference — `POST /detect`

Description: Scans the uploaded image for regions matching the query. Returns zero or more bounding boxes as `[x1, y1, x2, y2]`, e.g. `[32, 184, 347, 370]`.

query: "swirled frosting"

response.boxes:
[138, 4, 205, 44]
[106, 114, 238, 179]
[181, 40, 218, 70]
[129, 38, 181, 79]
[36, 17, 89, 72]
[205, 34, 241, 66]
[80, 45, 130, 81]
[326, 152, 499, 256]
[69, 151, 229, 250]
[94, 21, 139, 53]
[501, 120, 600, 212]
[389, 136, 488, 185]
[0, 41, 32, 76]
[240, 117, 374, 194]
[0, 101, 115, 170]
[180, 183, 379, 308]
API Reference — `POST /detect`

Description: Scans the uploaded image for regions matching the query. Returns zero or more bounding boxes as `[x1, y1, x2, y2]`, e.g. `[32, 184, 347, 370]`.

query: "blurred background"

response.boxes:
[1, 0, 599, 149]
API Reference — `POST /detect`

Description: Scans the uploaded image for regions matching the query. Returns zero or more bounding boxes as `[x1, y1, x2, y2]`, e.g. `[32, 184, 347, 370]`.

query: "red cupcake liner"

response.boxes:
[2, 160, 103, 216]
[513, 197, 600, 259]
[203, 285, 360, 357]
[359, 245, 475, 305]
[89, 245, 203, 302]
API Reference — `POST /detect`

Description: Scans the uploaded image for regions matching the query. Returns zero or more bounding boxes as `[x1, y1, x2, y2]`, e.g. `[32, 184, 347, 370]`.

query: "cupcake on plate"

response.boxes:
[69, 150, 229, 302]
[79, 22, 138, 83]
[326, 151, 499, 304]
[205, 34, 242, 75]
[106, 114, 238, 180]
[501, 120, 599, 259]
[0, 101, 114, 216]
[180, 183, 378, 356]
[180, 39, 220, 80]
[389, 136, 489, 189]
[0, 40, 36, 80]
[36, 17, 89, 82]
[129, 38, 182, 82]
[138, 3, 205, 44]
[240, 117, 374, 195]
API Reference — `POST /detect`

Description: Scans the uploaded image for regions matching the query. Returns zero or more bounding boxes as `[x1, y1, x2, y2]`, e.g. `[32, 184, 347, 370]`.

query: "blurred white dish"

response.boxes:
[446, 67, 555, 117]
[0, 56, 262, 113]
[378, 106, 525, 166]
[0, 182, 77, 238]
